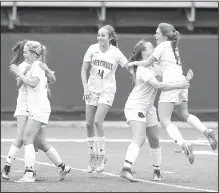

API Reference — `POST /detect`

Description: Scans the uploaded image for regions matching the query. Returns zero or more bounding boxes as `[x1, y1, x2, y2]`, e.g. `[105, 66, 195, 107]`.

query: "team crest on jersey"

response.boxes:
[138, 112, 145, 118]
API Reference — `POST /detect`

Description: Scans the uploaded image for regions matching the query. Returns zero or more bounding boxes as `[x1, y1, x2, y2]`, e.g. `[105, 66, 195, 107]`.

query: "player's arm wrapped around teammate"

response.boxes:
[38, 62, 56, 83]
[10, 62, 40, 88]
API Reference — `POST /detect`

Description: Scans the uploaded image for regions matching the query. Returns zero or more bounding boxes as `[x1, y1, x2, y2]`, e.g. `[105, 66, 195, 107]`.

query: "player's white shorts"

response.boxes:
[85, 91, 115, 107]
[28, 110, 50, 125]
[124, 106, 159, 128]
[14, 95, 28, 118]
[159, 88, 188, 105]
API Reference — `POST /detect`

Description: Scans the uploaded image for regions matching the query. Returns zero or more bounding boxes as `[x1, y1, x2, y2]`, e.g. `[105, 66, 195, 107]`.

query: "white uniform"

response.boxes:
[14, 61, 29, 117]
[83, 43, 128, 106]
[152, 41, 188, 105]
[27, 61, 51, 124]
[124, 66, 159, 127]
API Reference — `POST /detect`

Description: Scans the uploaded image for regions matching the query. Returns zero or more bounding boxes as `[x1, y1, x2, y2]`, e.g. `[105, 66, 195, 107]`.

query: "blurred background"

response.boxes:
[1, 0, 218, 121]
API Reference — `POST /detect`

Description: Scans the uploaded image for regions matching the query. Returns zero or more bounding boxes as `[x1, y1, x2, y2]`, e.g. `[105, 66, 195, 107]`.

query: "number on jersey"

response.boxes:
[98, 69, 104, 79]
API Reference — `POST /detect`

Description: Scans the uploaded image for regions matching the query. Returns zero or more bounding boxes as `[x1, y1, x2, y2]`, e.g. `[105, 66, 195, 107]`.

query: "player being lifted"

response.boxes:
[128, 23, 217, 164]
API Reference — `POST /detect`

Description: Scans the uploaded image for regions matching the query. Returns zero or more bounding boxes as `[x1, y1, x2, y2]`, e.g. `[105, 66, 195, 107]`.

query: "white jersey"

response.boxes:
[17, 61, 29, 96]
[27, 61, 51, 114]
[125, 67, 157, 112]
[83, 43, 128, 93]
[152, 41, 185, 82]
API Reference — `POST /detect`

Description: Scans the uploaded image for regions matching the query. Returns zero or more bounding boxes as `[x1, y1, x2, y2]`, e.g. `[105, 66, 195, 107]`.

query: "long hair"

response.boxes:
[158, 23, 181, 65]
[10, 39, 29, 65]
[129, 38, 148, 87]
[102, 25, 118, 47]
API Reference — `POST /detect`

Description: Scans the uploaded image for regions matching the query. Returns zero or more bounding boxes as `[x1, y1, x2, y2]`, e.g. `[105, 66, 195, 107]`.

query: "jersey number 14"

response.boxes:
[98, 70, 104, 79]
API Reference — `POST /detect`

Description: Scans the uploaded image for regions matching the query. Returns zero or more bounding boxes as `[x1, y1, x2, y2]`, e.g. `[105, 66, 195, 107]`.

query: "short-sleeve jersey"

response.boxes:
[152, 41, 185, 82]
[126, 66, 157, 112]
[27, 61, 51, 113]
[83, 43, 128, 93]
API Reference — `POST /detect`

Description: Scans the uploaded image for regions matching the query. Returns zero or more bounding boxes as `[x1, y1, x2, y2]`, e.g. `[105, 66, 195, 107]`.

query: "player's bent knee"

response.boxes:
[177, 111, 189, 122]
[13, 138, 23, 148]
[94, 121, 102, 129]
[86, 122, 94, 129]
[159, 120, 171, 128]
[148, 138, 160, 149]
[133, 136, 146, 147]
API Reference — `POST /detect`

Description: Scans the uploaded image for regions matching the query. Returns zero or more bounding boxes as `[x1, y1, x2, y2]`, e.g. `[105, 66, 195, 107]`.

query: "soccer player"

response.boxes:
[128, 23, 217, 164]
[2, 40, 56, 181]
[120, 38, 190, 182]
[8, 40, 71, 182]
[81, 25, 131, 173]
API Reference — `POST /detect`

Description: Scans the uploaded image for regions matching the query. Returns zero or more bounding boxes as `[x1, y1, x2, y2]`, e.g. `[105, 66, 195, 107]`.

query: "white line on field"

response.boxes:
[0, 138, 210, 145]
[1, 155, 217, 192]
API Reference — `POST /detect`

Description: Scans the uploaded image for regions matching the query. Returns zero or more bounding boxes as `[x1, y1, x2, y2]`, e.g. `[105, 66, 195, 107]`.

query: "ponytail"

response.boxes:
[10, 39, 28, 65]
[171, 30, 181, 65]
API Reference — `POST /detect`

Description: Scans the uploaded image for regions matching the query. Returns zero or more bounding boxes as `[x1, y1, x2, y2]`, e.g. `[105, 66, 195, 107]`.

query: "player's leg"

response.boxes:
[147, 125, 162, 181]
[120, 119, 146, 182]
[158, 102, 194, 164]
[85, 92, 98, 173]
[146, 108, 162, 181]
[34, 127, 71, 181]
[15, 118, 42, 183]
[176, 101, 217, 150]
[94, 103, 110, 173]
[2, 115, 28, 181]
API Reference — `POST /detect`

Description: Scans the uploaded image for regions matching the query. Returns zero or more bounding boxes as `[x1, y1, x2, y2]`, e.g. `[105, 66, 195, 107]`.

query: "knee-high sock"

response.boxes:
[150, 148, 161, 170]
[166, 124, 185, 147]
[5, 144, 20, 167]
[96, 137, 105, 156]
[123, 143, 140, 169]
[87, 137, 96, 155]
[45, 146, 63, 167]
[24, 144, 35, 171]
[187, 114, 207, 133]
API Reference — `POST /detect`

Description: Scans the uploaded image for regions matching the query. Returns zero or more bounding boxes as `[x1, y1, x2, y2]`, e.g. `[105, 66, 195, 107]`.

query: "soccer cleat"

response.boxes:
[204, 129, 218, 150]
[1, 169, 10, 181]
[95, 155, 105, 173]
[181, 142, 195, 164]
[87, 154, 98, 173]
[120, 168, 138, 182]
[58, 165, 71, 181]
[153, 169, 162, 181]
[14, 171, 35, 183]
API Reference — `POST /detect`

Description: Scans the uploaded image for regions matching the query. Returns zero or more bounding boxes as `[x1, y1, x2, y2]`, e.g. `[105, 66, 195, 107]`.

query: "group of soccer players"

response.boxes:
[1, 23, 217, 183]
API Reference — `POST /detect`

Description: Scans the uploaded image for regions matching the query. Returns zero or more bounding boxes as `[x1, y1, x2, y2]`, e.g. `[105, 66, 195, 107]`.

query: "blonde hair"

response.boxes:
[25, 41, 47, 63]
[158, 23, 181, 65]
[101, 25, 118, 47]
[25, 41, 52, 96]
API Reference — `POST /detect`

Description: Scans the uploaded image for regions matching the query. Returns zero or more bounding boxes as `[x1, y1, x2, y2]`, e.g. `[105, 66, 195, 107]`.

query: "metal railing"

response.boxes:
[1, 1, 218, 8]
[1, 1, 218, 30]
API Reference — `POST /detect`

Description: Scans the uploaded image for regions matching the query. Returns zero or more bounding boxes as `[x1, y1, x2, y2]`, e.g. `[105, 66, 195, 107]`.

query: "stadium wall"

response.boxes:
[1, 33, 218, 113]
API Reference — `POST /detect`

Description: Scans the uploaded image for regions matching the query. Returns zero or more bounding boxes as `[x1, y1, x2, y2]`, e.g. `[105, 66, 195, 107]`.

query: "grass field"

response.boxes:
[1, 121, 218, 192]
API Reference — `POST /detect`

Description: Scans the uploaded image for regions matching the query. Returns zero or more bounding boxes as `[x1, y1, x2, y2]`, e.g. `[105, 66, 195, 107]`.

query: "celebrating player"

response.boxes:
[6, 40, 71, 182]
[81, 25, 131, 173]
[120, 38, 190, 182]
[128, 23, 217, 164]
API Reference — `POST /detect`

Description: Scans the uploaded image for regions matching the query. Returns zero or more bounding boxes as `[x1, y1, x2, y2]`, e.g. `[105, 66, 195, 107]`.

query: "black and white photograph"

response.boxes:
[1, 0, 218, 192]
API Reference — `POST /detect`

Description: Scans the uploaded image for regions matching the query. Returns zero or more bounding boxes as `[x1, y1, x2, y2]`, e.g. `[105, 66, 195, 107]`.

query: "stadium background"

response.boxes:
[1, 1, 218, 192]
[1, 1, 218, 120]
